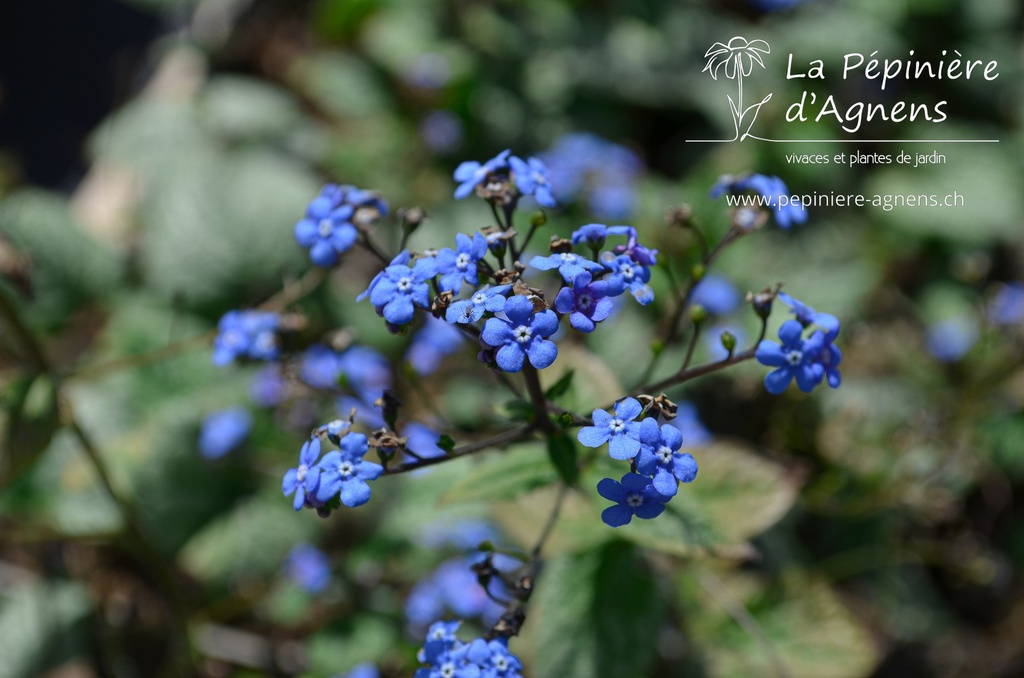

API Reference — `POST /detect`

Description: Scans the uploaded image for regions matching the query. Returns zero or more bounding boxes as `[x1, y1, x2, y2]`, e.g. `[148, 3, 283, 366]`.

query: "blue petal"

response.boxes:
[652, 469, 678, 497]
[674, 453, 698, 483]
[383, 297, 416, 325]
[602, 504, 633, 527]
[778, 320, 804, 346]
[528, 255, 559, 271]
[496, 344, 526, 372]
[530, 309, 560, 337]
[634, 502, 666, 520]
[596, 477, 625, 502]
[554, 287, 574, 314]
[764, 367, 793, 395]
[481, 318, 510, 347]
[756, 340, 786, 367]
[569, 312, 595, 333]
[526, 338, 558, 369]
[340, 479, 372, 507]
[577, 426, 610, 448]
[294, 219, 318, 247]
[616, 397, 642, 421]
[503, 295, 534, 325]
[608, 435, 641, 460]
[309, 240, 338, 267]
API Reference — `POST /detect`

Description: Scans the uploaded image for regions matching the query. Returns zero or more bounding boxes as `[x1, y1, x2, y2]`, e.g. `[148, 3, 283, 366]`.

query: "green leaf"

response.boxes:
[1, 374, 59, 492]
[544, 370, 575, 401]
[527, 541, 663, 678]
[439, 444, 558, 505]
[0, 580, 92, 678]
[546, 432, 579, 485]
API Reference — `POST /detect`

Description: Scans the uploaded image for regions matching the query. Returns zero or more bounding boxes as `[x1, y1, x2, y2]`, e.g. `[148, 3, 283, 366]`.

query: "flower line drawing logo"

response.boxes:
[703, 36, 773, 142]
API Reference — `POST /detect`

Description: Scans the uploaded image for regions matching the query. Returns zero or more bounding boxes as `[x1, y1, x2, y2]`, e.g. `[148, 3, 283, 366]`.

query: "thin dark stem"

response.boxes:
[530, 483, 568, 561]
[682, 326, 701, 371]
[636, 347, 756, 396]
[518, 224, 539, 260]
[522, 364, 553, 433]
[359, 232, 392, 265]
[382, 425, 533, 475]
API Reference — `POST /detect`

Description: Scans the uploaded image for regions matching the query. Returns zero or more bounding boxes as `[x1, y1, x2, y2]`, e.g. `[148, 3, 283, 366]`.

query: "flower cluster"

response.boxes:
[579, 397, 699, 527]
[211, 310, 280, 365]
[414, 620, 523, 678]
[453, 149, 555, 208]
[281, 431, 383, 514]
[540, 132, 643, 219]
[755, 293, 842, 394]
[294, 184, 388, 267]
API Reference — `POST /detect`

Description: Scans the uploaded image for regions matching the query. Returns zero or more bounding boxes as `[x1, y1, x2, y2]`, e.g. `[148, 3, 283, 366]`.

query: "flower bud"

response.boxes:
[720, 330, 736, 355]
[690, 304, 708, 326]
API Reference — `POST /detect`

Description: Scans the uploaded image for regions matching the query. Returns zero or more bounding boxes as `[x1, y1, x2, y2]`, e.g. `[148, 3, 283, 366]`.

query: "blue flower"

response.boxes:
[198, 407, 252, 459]
[294, 185, 358, 267]
[406, 316, 465, 375]
[528, 251, 604, 284]
[282, 437, 322, 511]
[465, 637, 523, 678]
[510, 156, 556, 208]
[300, 344, 343, 390]
[249, 365, 288, 408]
[597, 473, 670, 527]
[437, 232, 488, 292]
[368, 257, 439, 326]
[577, 397, 645, 460]
[926, 317, 978, 363]
[212, 310, 280, 366]
[554, 271, 614, 333]
[446, 284, 511, 324]
[405, 559, 504, 629]
[712, 174, 807, 229]
[601, 254, 653, 305]
[315, 433, 383, 508]
[343, 185, 389, 228]
[635, 419, 698, 497]
[667, 402, 712, 447]
[337, 345, 392, 402]
[610, 227, 658, 267]
[453, 150, 511, 200]
[570, 223, 632, 251]
[480, 296, 559, 373]
[404, 422, 448, 461]
[691, 274, 741, 316]
[358, 250, 410, 303]
[285, 543, 331, 593]
[756, 320, 832, 394]
[540, 133, 643, 219]
[989, 283, 1024, 326]
[777, 292, 840, 333]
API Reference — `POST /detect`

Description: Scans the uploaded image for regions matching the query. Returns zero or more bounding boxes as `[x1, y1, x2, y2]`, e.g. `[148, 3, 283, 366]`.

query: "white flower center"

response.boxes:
[254, 332, 276, 353]
[577, 293, 592, 310]
[785, 350, 803, 365]
[495, 656, 509, 670]
[514, 325, 532, 343]
[626, 493, 644, 508]
[621, 264, 635, 280]
[657, 446, 673, 464]
[296, 464, 309, 482]
[397, 277, 413, 292]
[338, 461, 355, 479]
[472, 292, 487, 304]
[456, 252, 472, 270]
[609, 418, 625, 434]
[318, 219, 333, 238]
[440, 663, 456, 678]
[560, 253, 577, 263]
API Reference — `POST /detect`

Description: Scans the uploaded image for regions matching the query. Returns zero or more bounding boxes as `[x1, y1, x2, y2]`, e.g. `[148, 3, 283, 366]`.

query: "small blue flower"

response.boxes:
[611, 227, 658, 267]
[926, 317, 978, 363]
[282, 437, 322, 511]
[712, 174, 807, 229]
[756, 320, 830, 394]
[691, 274, 741, 316]
[198, 407, 252, 459]
[570, 223, 632, 250]
[343, 186, 389, 228]
[294, 185, 358, 267]
[635, 419, 699, 497]
[406, 316, 465, 376]
[577, 397, 645, 460]
[368, 257, 439, 326]
[601, 254, 653, 305]
[315, 433, 383, 508]
[540, 133, 642, 219]
[453, 150, 511, 200]
[446, 284, 511, 324]
[480, 296, 559, 373]
[597, 473, 670, 527]
[554, 271, 614, 333]
[285, 543, 331, 593]
[465, 637, 523, 678]
[406, 559, 504, 629]
[337, 345, 392, 402]
[437, 232, 488, 293]
[212, 310, 280, 366]
[777, 292, 840, 333]
[300, 344, 343, 390]
[989, 283, 1024, 326]
[528, 251, 604, 284]
[357, 250, 410, 303]
[510, 156, 556, 208]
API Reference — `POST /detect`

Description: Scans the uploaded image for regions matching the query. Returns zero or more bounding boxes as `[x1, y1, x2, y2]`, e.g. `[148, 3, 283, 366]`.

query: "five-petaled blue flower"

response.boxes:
[437, 232, 488, 292]
[711, 174, 807, 229]
[570, 223, 631, 251]
[316, 433, 383, 508]
[756, 320, 830, 394]
[601, 254, 653, 305]
[198, 407, 252, 459]
[529, 251, 603, 284]
[597, 473, 670, 527]
[777, 292, 840, 333]
[212, 310, 280, 366]
[453, 150, 511, 200]
[282, 437, 322, 511]
[635, 419, 699, 497]
[510, 155, 556, 208]
[480, 296, 559, 373]
[285, 543, 331, 593]
[368, 257, 439, 326]
[465, 637, 523, 677]
[577, 397, 645, 460]
[554, 271, 614, 333]
[294, 184, 358, 267]
[446, 284, 511, 324]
